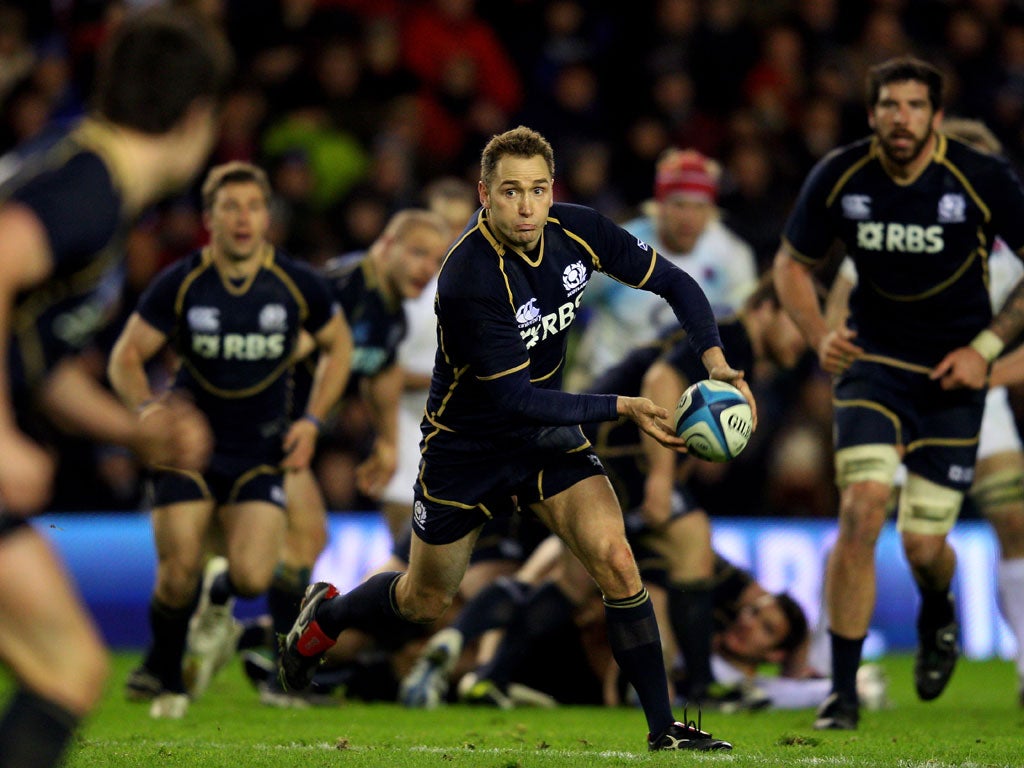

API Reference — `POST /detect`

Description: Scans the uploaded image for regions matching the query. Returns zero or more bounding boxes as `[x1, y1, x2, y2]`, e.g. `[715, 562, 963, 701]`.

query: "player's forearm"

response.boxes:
[990, 344, 1024, 387]
[987, 276, 1024, 350]
[39, 358, 141, 447]
[107, 340, 155, 409]
[773, 249, 828, 350]
[366, 365, 402, 447]
[305, 328, 351, 422]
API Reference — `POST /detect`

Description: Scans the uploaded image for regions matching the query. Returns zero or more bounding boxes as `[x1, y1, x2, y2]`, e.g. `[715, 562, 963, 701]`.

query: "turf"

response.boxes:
[4, 652, 1023, 767]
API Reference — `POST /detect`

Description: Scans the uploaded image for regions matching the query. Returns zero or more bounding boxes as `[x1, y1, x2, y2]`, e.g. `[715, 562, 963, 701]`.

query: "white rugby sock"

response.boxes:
[996, 556, 1024, 687]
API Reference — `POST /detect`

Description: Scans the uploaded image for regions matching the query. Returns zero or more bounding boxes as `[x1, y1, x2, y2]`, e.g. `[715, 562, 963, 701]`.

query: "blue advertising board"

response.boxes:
[34, 512, 1016, 661]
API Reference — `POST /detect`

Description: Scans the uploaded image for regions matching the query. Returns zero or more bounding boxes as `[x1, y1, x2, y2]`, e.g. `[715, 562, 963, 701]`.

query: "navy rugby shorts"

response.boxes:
[833, 359, 985, 492]
[411, 426, 607, 545]
[150, 451, 285, 508]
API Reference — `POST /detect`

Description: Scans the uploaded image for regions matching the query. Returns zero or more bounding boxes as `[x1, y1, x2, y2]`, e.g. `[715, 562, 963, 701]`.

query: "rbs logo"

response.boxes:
[856, 222, 943, 253]
[192, 333, 286, 360]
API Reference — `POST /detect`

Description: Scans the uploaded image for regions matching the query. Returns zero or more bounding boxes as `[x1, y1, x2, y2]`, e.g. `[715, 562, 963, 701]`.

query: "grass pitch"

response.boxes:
[6, 652, 1023, 767]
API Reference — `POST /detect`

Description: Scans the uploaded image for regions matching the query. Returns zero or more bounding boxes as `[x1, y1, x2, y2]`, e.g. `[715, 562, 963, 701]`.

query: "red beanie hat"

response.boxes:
[654, 149, 719, 203]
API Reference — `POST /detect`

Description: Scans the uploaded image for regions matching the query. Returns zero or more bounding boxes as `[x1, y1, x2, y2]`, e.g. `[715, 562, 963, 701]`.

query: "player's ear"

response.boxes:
[477, 180, 489, 209]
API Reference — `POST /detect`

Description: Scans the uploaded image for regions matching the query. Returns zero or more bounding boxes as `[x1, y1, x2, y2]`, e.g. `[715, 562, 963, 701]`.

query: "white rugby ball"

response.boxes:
[673, 379, 752, 462]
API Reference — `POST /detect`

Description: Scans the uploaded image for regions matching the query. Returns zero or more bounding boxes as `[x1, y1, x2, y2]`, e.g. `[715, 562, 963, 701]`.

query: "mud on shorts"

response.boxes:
[411, 426, 608, 545]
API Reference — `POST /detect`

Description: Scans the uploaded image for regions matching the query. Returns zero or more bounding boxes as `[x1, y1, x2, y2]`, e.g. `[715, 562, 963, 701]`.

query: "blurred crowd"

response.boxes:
[8, 0, 1024, 519]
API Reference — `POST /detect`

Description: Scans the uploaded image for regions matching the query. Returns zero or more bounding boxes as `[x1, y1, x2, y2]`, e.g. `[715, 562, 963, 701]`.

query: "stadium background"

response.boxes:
[7, 0, 1024, 656]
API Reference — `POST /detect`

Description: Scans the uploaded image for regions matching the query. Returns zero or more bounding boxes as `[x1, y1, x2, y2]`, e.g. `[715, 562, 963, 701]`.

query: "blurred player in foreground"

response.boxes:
[280, 125, 755, 752]
[0, 9, 230, 766]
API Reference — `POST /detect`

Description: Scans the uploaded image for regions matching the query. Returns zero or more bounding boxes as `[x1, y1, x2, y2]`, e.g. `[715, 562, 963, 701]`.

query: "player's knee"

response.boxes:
[398, 582, 453, 624]
[838, 483, 891, 545]
[156, 559, 204, 606]
[970, 466, 1024, 521]
[901, 531, 947, 570]
[51, 633, 109, 715]
[226, 564, 274, 598]
[896, 473, 963, 538]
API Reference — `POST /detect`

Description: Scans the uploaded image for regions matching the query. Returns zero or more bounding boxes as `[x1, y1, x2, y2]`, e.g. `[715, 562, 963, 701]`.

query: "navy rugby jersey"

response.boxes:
[3, 122, 129, 394]
[784, 133, 1024, 366]
[137, 245, 337, 457]
[292, 251, 407, 416]
[586, 320, 753, 510]
[425, 202, 722, 444]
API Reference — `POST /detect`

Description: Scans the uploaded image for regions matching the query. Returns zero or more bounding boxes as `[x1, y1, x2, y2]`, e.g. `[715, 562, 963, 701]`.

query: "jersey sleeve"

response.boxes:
[291, 262, 340, 334]
[782, 153, 840, 265]
[135, 261, 186, 336]
[567, 205, 722, 356]
[10, 152, 121, 268]
[438, 266, 618, 424]
[985, 157, 1024, 256]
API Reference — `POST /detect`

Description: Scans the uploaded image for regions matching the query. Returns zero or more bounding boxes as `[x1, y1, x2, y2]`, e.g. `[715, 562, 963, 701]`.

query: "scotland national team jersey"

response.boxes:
[586, 321, 754, 511]
[423, 203, 721, 448]
[784, 133, 1024, 366]
[3, 121, 130, 395]
[136, 245, 337, 458]
[289, 252, 408, 421]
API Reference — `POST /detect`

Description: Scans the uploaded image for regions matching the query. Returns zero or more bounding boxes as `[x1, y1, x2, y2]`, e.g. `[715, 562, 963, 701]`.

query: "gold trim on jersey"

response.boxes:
[430, 364, 468, 422]
[151, 465, 213, 500]
[210, 243, 273, 297]
[906, 435, 979, 453]
[495, 250, 517, 317]
[780, 236, 818, 266]
[856, 354, 933, 375]
[825, 145, 876, 207]
[477, 359, 529, 381]
[174, 247, 300, 399]
[72, 118, 133, 204]
[227, 464, 282, 504]
[937, 153, 990, 222]
[868, 248, 979, 302]
[833, 397, 903, 445]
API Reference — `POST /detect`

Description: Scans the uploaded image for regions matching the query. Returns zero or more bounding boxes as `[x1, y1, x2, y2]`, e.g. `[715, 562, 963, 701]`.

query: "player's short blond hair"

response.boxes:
[201, 161, 272, 210]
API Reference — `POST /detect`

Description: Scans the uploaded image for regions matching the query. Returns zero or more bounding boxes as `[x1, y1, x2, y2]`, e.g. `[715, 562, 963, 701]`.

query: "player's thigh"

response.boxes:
[0, 525, 107, 712]
[530, 474, 639, 597]
[151, 499, 217, 568]
[220, 500, 286, 591]
[283, 468, 327, 564]
[404, 524, 482, 604]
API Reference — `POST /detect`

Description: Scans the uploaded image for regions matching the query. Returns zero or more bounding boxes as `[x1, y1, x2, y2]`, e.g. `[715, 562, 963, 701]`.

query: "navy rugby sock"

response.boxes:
[453, 577, 530, 642]
[0, 688, 78, 768]
[268, 564, 311, 649]
[917, 588, 955, 631]
[604, 588, 674, 734]
[143, 595, 196, 692]
[829, 629, 865, 703]
[315, 571, 411, 638]
[477, 581, 573, 690]
[669, 580, 715, 699]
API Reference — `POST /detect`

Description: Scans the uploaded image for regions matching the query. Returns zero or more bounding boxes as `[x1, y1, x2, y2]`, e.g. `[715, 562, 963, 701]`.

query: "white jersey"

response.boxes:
[575, 215, 756, 380]
[381, 274, 438, 506]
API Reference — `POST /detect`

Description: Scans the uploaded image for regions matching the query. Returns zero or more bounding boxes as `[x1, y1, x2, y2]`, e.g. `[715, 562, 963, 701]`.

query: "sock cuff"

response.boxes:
[604, 587, 650, 610]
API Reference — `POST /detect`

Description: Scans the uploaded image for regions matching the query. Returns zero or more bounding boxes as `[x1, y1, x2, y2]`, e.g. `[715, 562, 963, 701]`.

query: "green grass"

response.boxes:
[5, 652, 1024, 767]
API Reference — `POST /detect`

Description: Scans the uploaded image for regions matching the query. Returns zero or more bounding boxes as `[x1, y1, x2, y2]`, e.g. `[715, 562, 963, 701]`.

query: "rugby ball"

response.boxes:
[673, 380, 752, 462]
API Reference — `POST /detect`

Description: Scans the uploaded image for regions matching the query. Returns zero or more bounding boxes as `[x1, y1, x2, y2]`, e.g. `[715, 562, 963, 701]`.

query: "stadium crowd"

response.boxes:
[12, 0, 1024, 520]
[6, 1, 1024, 759]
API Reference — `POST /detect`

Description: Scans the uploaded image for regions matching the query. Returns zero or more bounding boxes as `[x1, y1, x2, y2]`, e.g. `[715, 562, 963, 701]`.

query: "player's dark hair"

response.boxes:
[866, 56, 943, 112]
[201, 162, 272, 210]
[94, 7, 233, 134]
[774, 593, 809, 653]
[480, 126, 555, 189]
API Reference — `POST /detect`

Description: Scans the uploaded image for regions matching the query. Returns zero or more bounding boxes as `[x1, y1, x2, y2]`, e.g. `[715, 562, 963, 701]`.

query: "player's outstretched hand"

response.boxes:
[355, 439, 397, 498]
[817, 327, 864, 376]
[0, 427, 54, 515]
[281, 417, 319, 471]
[931, 345, 989, 390]
[617, 396, 689, 452]
[706, 364, 759, 430]
[137, 395, 213, 471]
